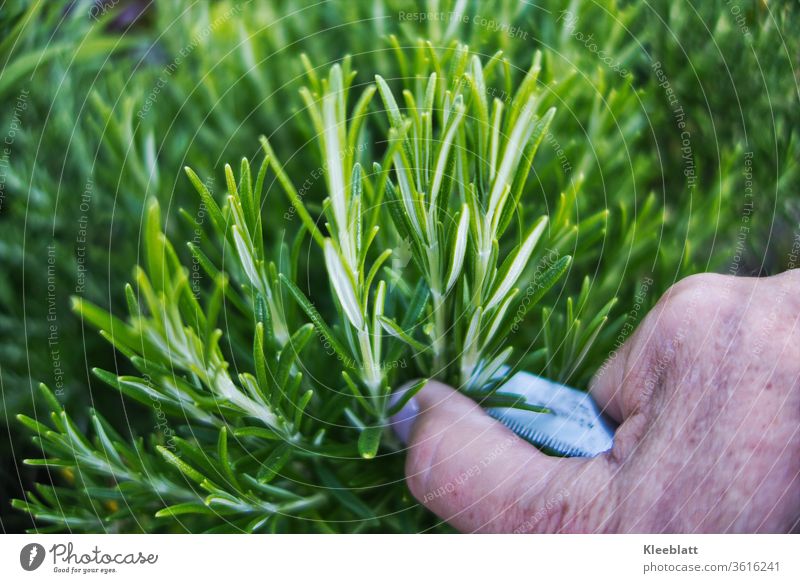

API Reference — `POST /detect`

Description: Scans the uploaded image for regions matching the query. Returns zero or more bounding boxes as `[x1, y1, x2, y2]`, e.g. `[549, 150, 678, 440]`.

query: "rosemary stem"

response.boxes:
[431, 289, 447, 374]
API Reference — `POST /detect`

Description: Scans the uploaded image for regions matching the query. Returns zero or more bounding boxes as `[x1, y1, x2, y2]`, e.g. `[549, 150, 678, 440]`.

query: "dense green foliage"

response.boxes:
[1, 0, 797, 532]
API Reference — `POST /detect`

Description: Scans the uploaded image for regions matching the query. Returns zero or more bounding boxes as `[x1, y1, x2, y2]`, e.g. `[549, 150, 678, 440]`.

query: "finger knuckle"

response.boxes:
[654, 273, 740, 341]
[663, 273, 732, 312]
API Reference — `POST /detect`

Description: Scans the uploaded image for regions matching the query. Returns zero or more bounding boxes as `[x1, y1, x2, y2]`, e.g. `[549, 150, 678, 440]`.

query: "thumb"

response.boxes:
[395, 380, 620, 533]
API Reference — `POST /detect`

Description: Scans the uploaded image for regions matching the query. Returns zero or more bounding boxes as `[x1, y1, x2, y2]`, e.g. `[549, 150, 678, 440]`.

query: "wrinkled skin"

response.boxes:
[402, 271, 800, 532]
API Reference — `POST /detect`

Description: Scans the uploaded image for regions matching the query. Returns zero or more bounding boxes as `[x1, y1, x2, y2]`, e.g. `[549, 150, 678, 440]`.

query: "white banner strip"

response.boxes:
[1, 534, 797, 582]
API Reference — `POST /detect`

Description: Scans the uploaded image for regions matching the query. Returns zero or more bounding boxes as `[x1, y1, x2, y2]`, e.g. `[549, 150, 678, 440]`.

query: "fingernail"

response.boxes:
[389, 383, 421, 445]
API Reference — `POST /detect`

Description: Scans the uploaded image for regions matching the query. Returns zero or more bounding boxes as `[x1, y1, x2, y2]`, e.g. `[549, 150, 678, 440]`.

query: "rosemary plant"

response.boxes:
[12, 43, 576, 531]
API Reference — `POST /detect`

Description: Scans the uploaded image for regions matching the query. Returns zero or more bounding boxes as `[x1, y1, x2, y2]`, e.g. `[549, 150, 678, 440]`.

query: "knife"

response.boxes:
[482, 368, 616, 457]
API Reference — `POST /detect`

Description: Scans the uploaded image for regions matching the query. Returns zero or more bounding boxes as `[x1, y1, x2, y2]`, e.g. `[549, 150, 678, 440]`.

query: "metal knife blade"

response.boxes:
[484, 369, 616, 457]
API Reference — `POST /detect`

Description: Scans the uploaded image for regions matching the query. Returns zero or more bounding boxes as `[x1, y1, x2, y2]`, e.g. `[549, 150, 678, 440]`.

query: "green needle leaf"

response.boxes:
[357, 426, 383, 459]
[386, 378, 428, 417]
[258, 443, 293, 484]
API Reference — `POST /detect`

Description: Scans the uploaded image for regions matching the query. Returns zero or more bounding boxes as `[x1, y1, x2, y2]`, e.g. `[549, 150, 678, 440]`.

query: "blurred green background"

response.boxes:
[1, 0, 797, 532]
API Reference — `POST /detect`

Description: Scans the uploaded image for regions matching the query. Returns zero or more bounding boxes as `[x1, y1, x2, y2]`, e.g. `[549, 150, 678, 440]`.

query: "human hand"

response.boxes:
[391, 271, 800, 532]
